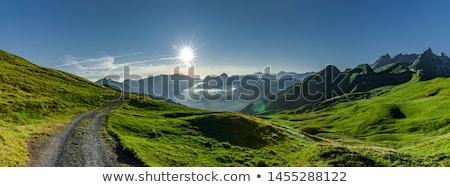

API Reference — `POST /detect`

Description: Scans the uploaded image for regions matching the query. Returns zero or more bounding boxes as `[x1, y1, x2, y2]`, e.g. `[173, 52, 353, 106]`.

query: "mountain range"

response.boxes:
[97, 70, 312, 111]
[2, 48, 450, 167]
[242, 48, 450, 113]
[97, 48, 450, 113]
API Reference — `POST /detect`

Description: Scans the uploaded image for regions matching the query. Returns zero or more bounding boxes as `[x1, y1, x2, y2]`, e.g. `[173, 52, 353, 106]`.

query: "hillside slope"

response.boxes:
[107, 92, 450, 166]
[263, 76, 450, 166]
[0, 50, 117, 166]
[107, 95, 322, 166]
[242, 63, 412, 113]
[243, 48, 450, 114]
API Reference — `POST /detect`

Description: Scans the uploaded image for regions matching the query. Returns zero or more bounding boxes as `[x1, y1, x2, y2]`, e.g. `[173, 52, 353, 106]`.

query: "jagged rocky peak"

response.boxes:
[415, 48, 439, 63]
[220, 73, 228, 78]
[422, 47, 434, 56]
[378, 53, 392, 62]
[371, 53, 392, 69]
[410, 47, 450, 80]
[382, 53, 392, 60]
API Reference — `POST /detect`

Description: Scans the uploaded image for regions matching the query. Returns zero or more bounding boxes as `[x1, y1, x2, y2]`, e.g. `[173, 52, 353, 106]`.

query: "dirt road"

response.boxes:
[29, 99, 128, 167]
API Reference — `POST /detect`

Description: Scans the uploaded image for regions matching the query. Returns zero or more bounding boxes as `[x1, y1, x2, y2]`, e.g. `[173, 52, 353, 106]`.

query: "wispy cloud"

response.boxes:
[55, 52, 180, 81]
[113, 52, 144, 58]
[55, 52, 270, 82]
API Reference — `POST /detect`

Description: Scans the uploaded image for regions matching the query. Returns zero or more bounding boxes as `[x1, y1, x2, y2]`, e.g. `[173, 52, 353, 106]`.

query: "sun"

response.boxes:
[178, 47, 195, 63]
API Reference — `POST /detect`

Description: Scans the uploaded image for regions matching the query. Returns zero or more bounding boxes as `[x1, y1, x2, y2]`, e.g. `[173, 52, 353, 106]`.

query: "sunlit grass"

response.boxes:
[264, 76, 450, 166]
[107, 95, 326, 166]
[0, 50, 117, 166]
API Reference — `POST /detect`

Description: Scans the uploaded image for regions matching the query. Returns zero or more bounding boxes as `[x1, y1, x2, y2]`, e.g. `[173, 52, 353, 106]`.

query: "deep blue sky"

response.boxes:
[1, 0, 450, 80]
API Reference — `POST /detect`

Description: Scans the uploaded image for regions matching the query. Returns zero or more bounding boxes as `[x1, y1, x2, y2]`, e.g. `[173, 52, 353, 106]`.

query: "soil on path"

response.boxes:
[28, 99, 133, 167]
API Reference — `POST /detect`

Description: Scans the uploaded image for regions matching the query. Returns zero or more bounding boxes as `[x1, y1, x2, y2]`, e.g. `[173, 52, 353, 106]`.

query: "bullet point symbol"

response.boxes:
[257, 174, 261, 178]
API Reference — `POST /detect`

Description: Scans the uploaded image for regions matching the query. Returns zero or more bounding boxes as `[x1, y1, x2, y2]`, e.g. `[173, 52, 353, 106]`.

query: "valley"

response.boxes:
[1, 48, 450, 166]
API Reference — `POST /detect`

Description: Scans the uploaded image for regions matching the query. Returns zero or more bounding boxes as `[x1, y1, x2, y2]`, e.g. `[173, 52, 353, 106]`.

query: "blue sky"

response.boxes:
[1, 0, 450, 80]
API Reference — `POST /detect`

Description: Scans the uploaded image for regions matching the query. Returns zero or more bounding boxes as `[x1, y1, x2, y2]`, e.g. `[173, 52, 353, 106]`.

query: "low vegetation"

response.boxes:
[107, 86, 450, 166]
[107, 96, 326, 166]
[0, 50, 117, 166]
[264, 75, 450, 166]
[2, 49, 450, 167]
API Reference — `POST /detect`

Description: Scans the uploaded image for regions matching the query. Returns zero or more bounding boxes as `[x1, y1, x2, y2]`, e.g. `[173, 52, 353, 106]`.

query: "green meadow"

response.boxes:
[263, 75, 450, 166]
[107, 96, 324, 166]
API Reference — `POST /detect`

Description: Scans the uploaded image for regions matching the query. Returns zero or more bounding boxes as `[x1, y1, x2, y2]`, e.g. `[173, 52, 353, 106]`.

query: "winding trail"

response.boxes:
[29, 99, 124, 167]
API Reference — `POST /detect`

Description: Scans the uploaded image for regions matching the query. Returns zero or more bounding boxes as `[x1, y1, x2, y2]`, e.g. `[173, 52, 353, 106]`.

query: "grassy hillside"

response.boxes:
[107, 95, 326, 166]
[3, 48, 449, 166]
[0, 50, 117, 166]
[108, 93, 449, 166]
[262, 76, 450, 166]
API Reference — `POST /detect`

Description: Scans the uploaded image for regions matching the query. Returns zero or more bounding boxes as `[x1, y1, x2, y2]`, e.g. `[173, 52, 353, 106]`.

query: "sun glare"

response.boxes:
[178, 47, 195, 63]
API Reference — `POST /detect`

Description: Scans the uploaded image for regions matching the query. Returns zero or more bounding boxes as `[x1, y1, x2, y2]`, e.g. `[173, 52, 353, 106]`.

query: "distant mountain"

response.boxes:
[392, 53, 419, 68]
[97, 74, 199, 97]
[243, 48, 450, 114]
[260, 65, 346, 111]
[96, 77, 129, 91]
[371, 53, 392, 69]
[97, 71, 312, 111]
[410, 48, 450, 80]
[184, 72, 311, 111]
[370, 53, 418, 69]
[243, 61, 417, 114]
[277, 71, 312, 81]
[370, 48, 450, 81]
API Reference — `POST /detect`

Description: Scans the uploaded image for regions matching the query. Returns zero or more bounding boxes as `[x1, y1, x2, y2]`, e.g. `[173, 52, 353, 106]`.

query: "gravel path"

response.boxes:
[29, 99, 124, 167]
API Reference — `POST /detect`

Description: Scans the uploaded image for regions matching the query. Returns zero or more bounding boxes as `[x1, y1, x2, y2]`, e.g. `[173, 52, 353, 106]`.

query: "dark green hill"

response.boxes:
[242, 63, 412, 114]
[0, 49, 117, 166]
